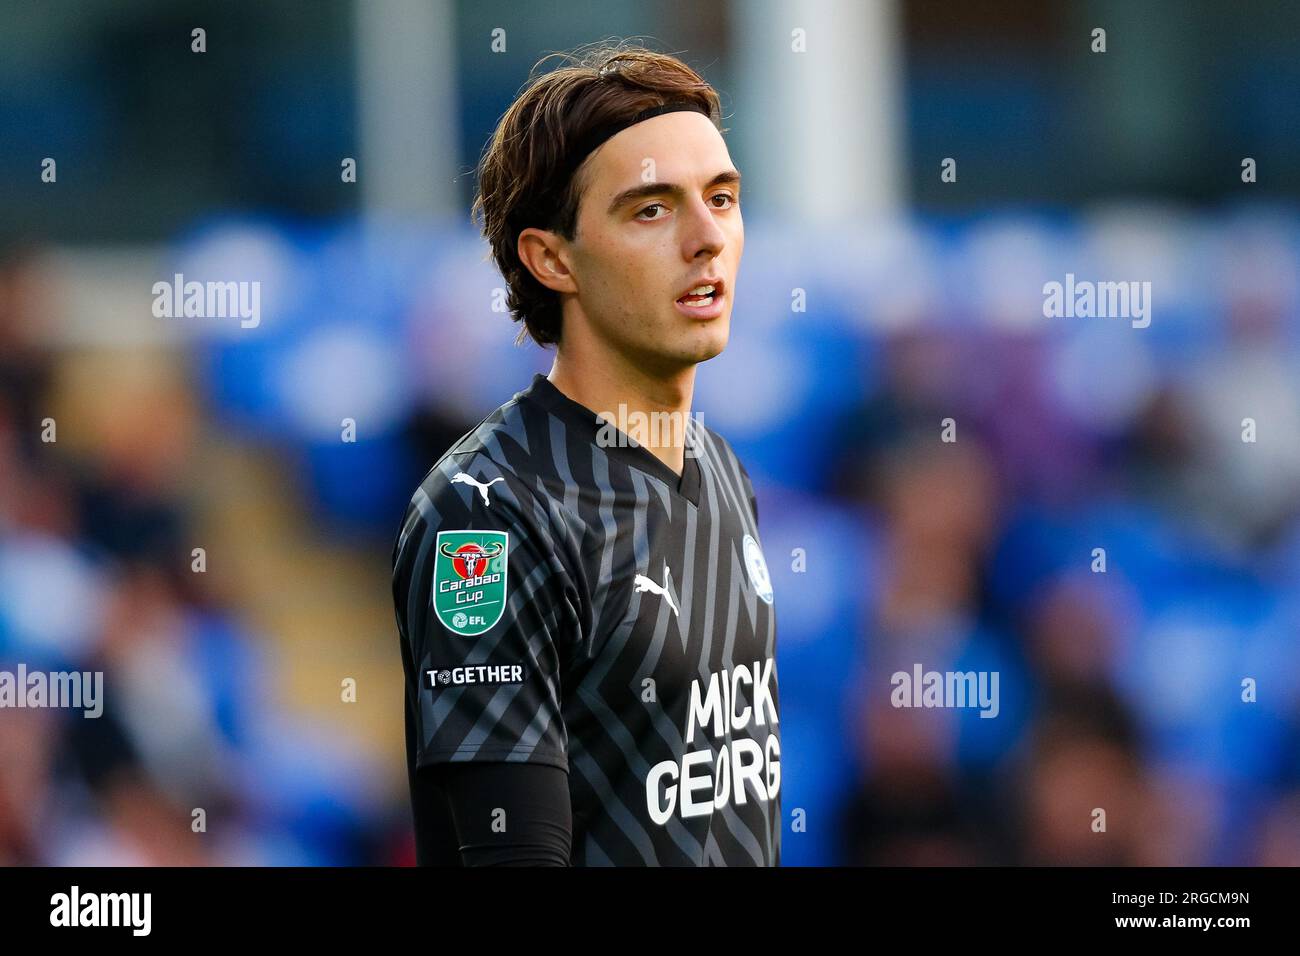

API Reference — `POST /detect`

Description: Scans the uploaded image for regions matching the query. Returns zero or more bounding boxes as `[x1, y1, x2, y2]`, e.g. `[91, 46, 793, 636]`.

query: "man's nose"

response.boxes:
[682, 196, 727, 260]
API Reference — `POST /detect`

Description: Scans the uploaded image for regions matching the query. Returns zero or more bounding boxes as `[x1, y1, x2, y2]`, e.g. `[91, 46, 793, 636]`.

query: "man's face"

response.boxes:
[562, 110, 743, 374]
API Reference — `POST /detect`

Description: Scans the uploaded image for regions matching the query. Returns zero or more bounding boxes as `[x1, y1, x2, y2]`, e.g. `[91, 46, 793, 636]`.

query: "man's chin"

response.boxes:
[621, 318, 729, 375]
[673, 329, 728, 367]
[679, 315, 730, 363]
[693, 338, 727, 364]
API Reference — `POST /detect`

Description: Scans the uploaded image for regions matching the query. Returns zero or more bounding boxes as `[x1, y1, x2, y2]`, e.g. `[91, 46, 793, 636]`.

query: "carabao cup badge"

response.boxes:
[433, 530, 508, 636]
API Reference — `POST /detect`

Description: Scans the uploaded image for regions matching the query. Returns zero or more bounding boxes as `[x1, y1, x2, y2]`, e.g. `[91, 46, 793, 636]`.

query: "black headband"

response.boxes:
[555, 100, 712, 197]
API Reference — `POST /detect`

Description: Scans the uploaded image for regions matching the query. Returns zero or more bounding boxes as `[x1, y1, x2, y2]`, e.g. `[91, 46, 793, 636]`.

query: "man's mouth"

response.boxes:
[677, 283, 716, 306]
[674, 277, 727, 321]
[675, 277, 724, 306]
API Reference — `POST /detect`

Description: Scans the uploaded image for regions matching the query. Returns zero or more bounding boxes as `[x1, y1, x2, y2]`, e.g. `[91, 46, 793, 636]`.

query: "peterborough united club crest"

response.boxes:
[743, 533, 774, 605]
[433, 530, 508, 636]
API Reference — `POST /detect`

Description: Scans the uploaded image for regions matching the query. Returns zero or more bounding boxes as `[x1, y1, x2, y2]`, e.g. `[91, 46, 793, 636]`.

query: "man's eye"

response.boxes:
[711, 193, 737, 208]
[635, 203, 667, 220]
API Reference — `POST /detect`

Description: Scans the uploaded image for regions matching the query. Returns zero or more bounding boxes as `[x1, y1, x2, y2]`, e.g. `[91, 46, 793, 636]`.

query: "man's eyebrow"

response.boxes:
[606, 169, 742, 214]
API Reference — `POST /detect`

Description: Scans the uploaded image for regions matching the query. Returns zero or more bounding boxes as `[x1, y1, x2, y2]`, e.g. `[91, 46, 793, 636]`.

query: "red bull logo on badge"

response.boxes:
[441, 540, 505, 580]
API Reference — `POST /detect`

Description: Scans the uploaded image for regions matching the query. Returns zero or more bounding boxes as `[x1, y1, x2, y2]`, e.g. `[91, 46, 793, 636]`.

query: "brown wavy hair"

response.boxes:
[471, 42, 724, 347]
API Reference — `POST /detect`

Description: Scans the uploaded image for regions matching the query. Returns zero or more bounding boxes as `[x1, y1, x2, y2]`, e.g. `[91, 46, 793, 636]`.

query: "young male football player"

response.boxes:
[392, 43, 780, 866]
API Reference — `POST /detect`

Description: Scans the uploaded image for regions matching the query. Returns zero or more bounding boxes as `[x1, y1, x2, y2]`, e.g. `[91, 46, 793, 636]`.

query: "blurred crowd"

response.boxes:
[0, 240, 407, 865]
[2, 208, 1299, 865]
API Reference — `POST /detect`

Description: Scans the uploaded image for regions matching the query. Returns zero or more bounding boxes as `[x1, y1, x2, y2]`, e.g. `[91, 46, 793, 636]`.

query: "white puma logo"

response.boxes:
[452, 472, 505, 506]
[633, 564, 679, 618]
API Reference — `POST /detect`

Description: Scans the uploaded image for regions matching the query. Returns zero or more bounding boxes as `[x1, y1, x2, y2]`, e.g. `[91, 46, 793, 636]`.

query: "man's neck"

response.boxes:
[547, 347, 695, 477]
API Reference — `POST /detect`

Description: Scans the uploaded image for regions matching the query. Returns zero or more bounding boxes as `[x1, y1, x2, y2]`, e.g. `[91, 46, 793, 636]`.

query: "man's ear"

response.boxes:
[517, 227, 578, 295]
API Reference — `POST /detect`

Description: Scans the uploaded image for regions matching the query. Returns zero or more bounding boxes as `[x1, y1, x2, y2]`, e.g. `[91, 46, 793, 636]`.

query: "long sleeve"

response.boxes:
[424, 761, 572, 866]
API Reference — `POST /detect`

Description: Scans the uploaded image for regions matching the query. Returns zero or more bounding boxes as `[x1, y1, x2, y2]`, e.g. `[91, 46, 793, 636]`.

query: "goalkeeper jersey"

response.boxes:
[392, 373, 781, 865]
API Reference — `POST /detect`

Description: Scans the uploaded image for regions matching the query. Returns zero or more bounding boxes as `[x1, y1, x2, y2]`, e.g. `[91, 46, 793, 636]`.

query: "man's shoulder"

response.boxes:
[392, 382, 567, 565]
[411, 382, 554, 502]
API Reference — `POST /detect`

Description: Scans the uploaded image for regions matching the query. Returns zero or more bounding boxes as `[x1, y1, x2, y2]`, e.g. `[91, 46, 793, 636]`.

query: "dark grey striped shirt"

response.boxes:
[392, 374, 781, 865]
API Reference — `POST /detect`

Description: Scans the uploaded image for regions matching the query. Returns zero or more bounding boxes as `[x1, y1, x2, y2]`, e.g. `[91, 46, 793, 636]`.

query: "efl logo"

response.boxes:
[451, 611, 492, 630]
